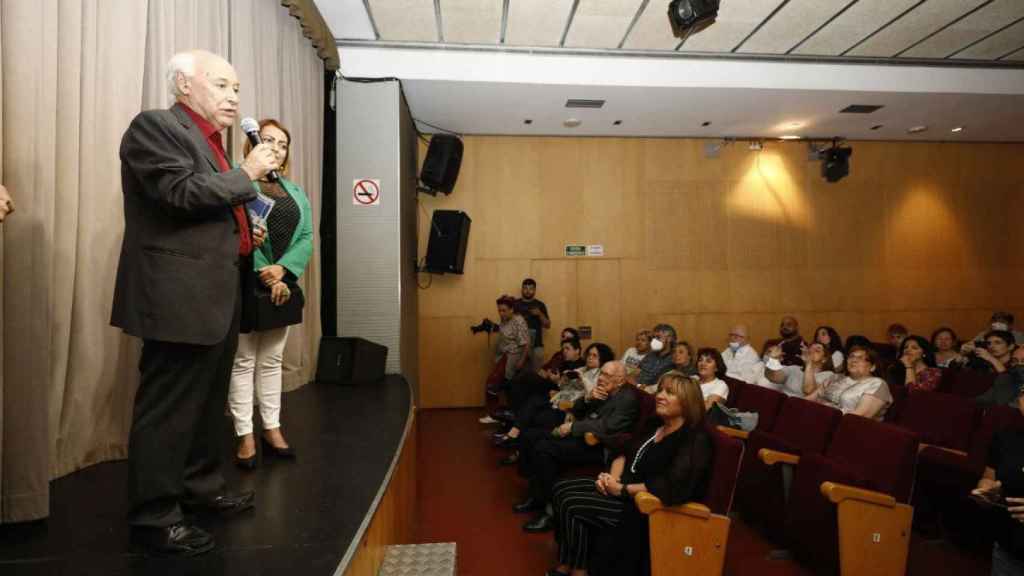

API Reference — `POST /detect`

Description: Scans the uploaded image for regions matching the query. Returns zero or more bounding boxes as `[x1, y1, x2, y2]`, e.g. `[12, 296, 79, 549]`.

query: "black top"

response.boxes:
[620, 420, 712, 507]
[976, 369, 1024, 407]
[988, 427, 1024, 558]
[558, 358, 585, 375]
[520, 298, 548, 347]
[260, 181, 300, 264]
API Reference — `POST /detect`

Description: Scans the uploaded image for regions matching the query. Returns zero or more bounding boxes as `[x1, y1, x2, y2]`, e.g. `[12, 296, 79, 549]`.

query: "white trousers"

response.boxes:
[229, 326, 289, 436]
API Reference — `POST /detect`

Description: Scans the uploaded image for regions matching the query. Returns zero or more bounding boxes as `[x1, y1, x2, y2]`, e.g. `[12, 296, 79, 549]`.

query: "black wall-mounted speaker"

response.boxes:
[424, 210, 471, 275]
[315, 337, 388, 385]
[420, 134, 463, 194]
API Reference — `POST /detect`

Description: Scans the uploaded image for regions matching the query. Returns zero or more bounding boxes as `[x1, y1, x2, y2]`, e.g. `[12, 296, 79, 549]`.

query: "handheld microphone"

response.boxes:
[240, 117, 279, 182]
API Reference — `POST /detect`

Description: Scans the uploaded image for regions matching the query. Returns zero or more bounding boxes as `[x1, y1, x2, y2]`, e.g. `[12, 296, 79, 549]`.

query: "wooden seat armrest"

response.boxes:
[584, 432, 599, 446]
[758, 448, 800, 467]
[635, 491, 711, 519]
[821, 481, 896, 508]
[918, 443, 967, 457]
[716, 426, 749, 440]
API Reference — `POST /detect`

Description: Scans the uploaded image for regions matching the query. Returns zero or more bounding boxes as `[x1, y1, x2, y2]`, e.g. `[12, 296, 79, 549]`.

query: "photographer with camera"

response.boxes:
[974, 312, 1024, 349]
[478, 296, 532, 418]
[956, 330, 1016, 374]
[971, 381, 1024, 575]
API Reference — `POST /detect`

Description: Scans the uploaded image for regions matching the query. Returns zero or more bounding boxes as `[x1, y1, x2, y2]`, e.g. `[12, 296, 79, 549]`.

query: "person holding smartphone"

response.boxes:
[972, 383, 1024, 574]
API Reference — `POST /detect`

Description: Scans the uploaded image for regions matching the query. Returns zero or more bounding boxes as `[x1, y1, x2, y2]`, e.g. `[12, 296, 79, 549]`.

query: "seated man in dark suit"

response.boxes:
[515, 361, 639, 532]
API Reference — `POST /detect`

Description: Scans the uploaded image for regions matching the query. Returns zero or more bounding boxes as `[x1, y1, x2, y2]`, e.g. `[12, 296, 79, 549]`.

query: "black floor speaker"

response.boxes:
[315, 337, 388, 385]
[424, 210, 471, 275]
[420, 134, 463, 194]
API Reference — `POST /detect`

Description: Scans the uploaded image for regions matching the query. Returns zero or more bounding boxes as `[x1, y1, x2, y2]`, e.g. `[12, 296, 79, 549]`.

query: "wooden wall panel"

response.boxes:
[415, 136, 1024, 408]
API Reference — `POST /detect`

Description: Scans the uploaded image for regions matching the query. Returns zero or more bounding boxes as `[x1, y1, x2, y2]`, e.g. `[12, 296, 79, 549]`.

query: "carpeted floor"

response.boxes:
[416, 408, 992, 576]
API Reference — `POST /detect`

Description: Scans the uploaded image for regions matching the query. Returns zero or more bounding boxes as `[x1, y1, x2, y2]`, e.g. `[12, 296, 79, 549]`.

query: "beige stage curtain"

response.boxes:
[230, 0, 324, 391]
[0, 0, 327, 523]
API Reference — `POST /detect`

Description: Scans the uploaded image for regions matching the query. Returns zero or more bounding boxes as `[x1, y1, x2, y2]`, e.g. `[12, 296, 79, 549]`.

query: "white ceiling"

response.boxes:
[315, 0, 1024, 141]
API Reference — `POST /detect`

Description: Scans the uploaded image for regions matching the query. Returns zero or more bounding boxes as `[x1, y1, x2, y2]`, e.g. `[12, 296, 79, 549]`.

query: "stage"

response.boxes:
[0, 376, 413, 576]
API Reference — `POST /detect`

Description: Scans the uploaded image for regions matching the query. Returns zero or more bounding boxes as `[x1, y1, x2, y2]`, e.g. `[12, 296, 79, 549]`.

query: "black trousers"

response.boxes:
[508, 371, 555, 413]
[515, 395, 564, 432]
[527, 436, 604, 504]
[127, 278, 241, 527]
[552, 478, 627, 571]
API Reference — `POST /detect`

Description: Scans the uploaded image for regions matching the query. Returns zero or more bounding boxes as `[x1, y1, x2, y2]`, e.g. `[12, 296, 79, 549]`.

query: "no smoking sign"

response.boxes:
[352, 178, 381, 206]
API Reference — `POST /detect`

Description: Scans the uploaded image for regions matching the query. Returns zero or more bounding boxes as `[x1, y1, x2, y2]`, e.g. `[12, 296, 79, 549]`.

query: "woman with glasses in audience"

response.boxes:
[814, 325, 846, 373]
[895, 335, 942, 393]
[931, 327, 963, 368]
[695, 347, 729, 410]
[802, 345, 893, 420]
[546, 371, 711, 576]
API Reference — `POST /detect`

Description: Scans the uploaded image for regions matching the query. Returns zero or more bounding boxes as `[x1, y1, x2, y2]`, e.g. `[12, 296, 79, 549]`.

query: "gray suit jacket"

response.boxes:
[111, 104, 256, 345]
[569, 386, 640, 443]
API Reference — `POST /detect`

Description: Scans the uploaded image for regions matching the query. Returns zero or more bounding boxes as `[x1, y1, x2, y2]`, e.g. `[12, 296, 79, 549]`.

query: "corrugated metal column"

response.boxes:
[336, 78, 419, 397]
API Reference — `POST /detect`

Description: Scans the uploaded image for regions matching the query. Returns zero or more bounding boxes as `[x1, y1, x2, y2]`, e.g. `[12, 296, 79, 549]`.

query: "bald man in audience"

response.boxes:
[722, 324, 762, 384]
[0, 184, 13, 222]
[764, 315, 806, 368]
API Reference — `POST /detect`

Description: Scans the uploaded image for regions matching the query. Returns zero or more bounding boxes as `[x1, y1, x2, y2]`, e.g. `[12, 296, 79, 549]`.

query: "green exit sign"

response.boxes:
[565, 244, 586, 257]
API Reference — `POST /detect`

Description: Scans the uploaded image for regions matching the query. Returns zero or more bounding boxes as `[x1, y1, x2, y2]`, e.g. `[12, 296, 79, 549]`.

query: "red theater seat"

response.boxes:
[946, 370, 999, 398]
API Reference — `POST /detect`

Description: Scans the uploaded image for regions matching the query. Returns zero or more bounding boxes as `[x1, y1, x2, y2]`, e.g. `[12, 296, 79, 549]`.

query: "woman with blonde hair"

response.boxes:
[546, 371, 712, 576]
[230, 119, 314, 468]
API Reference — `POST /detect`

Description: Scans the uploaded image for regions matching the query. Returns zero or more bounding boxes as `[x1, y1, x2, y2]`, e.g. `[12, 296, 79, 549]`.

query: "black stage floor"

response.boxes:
[0, 376, 412, 576]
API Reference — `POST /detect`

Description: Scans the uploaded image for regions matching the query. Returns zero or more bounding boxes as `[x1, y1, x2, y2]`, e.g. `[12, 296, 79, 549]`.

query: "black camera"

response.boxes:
[470, 318, 497, 334]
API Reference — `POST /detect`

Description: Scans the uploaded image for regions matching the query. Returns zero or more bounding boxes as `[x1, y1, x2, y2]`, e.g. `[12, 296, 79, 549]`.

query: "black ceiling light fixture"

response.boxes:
[820, 139, 853, 183]
[668, 0, 721, 38]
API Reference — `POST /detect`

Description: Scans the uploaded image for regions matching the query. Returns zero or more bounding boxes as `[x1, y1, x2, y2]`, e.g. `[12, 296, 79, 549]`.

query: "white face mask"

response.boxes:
[992, 322, 1009, 332]
[650, 338, 664, 352]
[728, 342, 742, 351]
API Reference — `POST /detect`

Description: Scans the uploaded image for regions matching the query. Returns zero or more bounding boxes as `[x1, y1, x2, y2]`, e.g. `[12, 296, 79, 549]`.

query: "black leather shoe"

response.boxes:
[494, 435, 518, 449]
[182, 491, 255, 516]
[131, 522, 215, 557]
[523, 513, 555, 533]
[513, 497, 543, 514]
[499, 451, 520, 467]
[261, 436, 296, 459]
[235, 453, 257, 470]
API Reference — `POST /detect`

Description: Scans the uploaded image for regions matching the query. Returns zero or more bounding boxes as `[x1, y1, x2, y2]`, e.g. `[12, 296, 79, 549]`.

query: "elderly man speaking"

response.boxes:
[111, 50, 278, 556]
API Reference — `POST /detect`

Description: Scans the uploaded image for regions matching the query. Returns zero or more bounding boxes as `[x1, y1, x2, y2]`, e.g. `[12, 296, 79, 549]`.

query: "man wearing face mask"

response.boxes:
[974, 312, 1024, 348]
[976, 346, 1024, 408]
[763, 315, 806, 367]
[722, 324, 762, 384]
[631, 323, 677, 389]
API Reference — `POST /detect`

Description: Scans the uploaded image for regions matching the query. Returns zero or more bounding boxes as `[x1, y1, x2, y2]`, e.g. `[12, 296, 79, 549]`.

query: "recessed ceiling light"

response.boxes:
[563, 118, 582, 128]
[701, 121, 711, 127]
[523, 119, 533, 125]
[613, 120, 622, 126]
[871, 124, 884, 131]
[779, 135, 801, 140]
[907, 125, 928, 134]
[951, 126, 964, 133]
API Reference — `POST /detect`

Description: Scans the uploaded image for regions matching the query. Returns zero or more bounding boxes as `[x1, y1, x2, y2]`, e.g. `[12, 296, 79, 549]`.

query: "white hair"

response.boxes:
[166, 51, 198, 98]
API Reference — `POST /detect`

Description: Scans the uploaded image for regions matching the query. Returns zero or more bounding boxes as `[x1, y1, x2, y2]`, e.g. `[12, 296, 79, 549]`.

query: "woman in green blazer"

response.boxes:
[228, 119, 313, 468]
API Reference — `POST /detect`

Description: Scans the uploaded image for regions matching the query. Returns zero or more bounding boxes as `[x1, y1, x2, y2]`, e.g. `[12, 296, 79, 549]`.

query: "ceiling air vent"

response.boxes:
[565, 99, 605, 109]
[839, 104, 884, 114]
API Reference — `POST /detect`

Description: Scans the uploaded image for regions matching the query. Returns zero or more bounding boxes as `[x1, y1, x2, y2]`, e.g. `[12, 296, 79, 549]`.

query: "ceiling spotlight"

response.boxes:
[820, 142, 853, 183]
[701, 120, 712, 127]
[907, 125, 928, 134]
[871, 124, 884, 131]
[951, 126, 964, 133]
[613, 120, 623, 126]
[563, 118, 582, 128]
[668, 0, 720, 38]
[523, 119, 533, 125]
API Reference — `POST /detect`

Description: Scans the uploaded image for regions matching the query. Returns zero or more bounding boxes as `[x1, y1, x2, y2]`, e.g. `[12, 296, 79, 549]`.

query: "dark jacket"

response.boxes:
[569, 385, 640, 443]
[976, 367, 1024, 407]
[111, 105, 256, 345]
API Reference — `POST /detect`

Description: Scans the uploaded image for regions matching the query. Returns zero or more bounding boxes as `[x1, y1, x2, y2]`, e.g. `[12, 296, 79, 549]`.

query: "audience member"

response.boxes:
[722, 324, 763, 384]
[517, 361, 638, 533]
[695, 348, 729, 410]
[763, 342, 834, 397]
[976, 346, 1024, 408]
[621, 329, 651, 376]
[802, 345, 892, 420]
[845, 334, 873, 351]
[973, 311, 1024, 348]
[956, 330, 1016, 374]
[894, 335, 942, 393]
[668, 340, 697, 383]
[0, 184, 13, 222]
[763, 315, 806, 367]
[887, 323, 909, 348]
[547, 371, 710, 576]
[480, 296, 531, 422]
[931, 327, 963, 368]
[520, 278, 551, 370]
[814, 325, 846, 372]
[971, 381, 1024, 574]
[632, 323, 676, 390]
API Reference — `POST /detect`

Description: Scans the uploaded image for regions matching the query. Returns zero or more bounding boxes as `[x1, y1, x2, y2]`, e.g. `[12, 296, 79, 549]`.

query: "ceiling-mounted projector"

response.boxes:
[668, 0, 721, 38]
